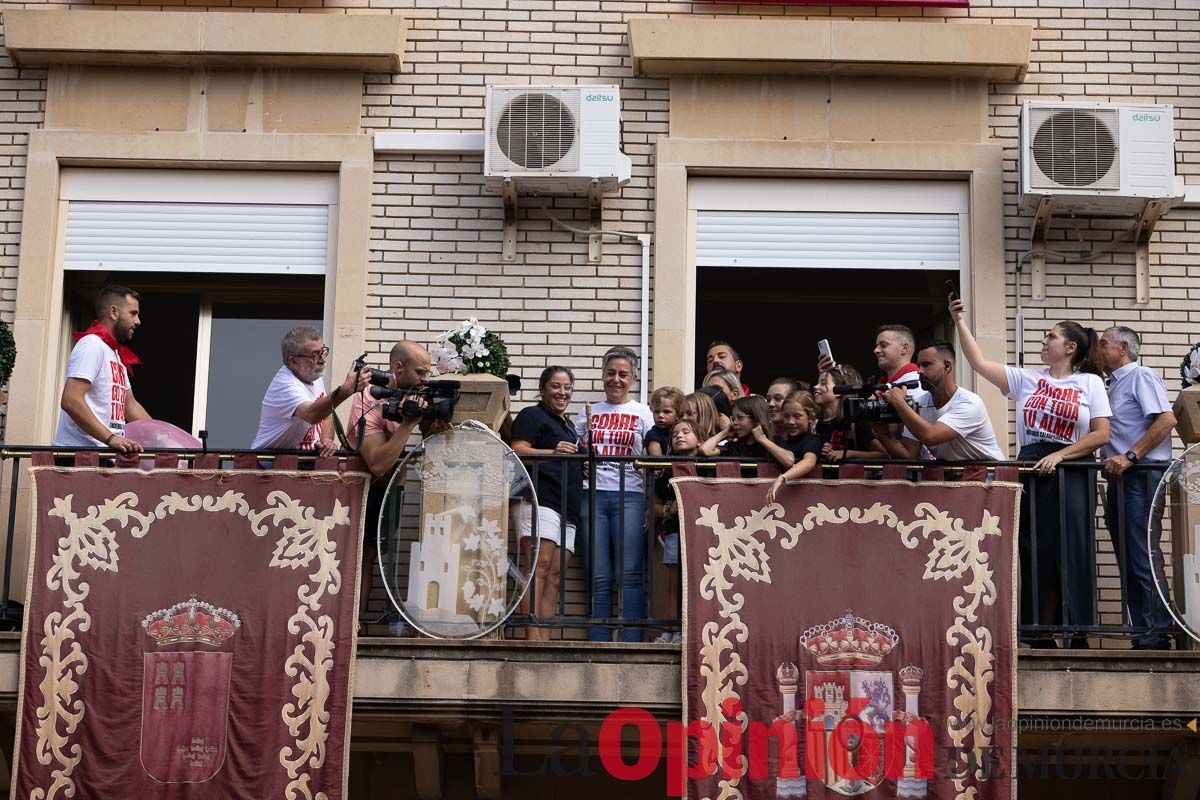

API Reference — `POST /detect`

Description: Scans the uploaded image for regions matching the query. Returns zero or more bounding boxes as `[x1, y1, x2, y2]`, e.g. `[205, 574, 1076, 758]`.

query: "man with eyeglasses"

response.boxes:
[252, 326, 369, 456]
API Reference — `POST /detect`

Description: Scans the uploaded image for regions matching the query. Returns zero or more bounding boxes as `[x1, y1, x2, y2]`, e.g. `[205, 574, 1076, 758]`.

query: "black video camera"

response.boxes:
[833, 383, 918, 425]
[353, 352, 461, 423]
[370, 381, 461, 423]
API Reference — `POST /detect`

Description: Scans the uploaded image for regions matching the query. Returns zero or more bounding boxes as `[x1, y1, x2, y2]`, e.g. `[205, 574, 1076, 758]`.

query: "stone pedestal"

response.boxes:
[1175, 385, 1200, 445]
[448, 373, 510, 433]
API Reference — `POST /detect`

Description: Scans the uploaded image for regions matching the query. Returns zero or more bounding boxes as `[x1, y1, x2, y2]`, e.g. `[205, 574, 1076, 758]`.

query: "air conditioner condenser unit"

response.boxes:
[1019, 101, 1179, 215]
[484, 84, 632, 195]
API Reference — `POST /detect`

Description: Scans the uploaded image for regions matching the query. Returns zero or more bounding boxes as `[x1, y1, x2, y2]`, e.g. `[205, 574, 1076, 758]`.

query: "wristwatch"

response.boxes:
[1125, 450, 1139, 464]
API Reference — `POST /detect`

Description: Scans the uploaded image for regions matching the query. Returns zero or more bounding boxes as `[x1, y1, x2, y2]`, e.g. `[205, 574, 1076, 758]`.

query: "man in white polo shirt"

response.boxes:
[1099, 325, 1177, 649]
[875, 341, 1005, 463]
[53, 285, 152, 454]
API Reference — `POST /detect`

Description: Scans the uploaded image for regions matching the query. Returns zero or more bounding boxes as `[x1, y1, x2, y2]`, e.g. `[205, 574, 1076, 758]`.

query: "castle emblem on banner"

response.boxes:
[140, 596, 239, 783]
[775, 610, 930, 799]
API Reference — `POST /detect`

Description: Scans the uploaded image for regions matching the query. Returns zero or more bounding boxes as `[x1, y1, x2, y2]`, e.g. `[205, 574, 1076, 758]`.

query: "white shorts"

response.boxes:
[519, 504, 576, 553]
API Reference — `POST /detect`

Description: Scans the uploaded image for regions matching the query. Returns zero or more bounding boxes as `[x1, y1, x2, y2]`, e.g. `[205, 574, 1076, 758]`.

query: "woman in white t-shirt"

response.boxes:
[575, 346, 655, 643]
[952, 297, 1110, 648]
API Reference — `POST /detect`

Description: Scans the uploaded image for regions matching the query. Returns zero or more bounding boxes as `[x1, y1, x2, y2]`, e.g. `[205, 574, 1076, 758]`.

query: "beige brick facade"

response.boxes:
[0, 0, 1194, 407]
[0, 0, 1195, 631]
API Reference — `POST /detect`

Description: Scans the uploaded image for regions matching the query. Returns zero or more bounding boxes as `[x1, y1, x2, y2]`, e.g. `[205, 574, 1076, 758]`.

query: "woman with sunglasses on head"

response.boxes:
[575, 346, 656, 642]
[952, 296, 1110, 647]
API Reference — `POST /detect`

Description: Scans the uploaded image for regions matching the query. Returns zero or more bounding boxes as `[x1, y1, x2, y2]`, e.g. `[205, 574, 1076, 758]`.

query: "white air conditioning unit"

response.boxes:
[484, 84, 632, 194]
[1020, 101, 1179, 215]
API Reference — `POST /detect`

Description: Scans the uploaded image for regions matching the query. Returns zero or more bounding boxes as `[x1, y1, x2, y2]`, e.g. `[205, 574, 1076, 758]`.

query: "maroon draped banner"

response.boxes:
[675, 477, 1018, 800]
[14, 465, 368, 799]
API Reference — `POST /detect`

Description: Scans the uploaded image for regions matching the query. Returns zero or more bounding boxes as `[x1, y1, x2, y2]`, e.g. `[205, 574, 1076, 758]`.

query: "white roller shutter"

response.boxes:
[64, 201, 329, 275]
[695, 210, 960, 271]
[59, 169, 336, 275]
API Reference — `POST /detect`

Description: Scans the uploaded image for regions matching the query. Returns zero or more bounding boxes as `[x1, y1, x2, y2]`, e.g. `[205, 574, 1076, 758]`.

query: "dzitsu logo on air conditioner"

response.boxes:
[1132, 112, 1162, 122]
[586, 93, 615, 102]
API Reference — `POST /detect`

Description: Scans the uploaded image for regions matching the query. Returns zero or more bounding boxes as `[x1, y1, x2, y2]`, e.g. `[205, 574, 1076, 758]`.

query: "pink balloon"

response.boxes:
[124, 420, 201, 450]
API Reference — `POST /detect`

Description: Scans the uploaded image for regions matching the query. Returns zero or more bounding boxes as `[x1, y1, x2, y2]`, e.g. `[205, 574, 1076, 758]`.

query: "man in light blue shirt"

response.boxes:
[1099, 326, 1177, 649]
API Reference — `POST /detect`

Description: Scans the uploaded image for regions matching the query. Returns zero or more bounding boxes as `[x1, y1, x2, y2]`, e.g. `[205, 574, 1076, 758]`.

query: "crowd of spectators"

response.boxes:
[509, 297, 1180, 647]
[53, 286, 1179, 649]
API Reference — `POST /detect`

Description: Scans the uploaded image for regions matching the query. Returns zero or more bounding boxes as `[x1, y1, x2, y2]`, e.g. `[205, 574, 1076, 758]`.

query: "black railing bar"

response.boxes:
[643, 465, 654, 632]
[1058, 466, 1070, 637]
[616, 461, 626, 637]
[528, 461, 539, 623]
[1116, 477, 1129, 627]
[2, 455, 20, 623]
[558, 459, 568, 619]
[1028, 467, 1040, 639]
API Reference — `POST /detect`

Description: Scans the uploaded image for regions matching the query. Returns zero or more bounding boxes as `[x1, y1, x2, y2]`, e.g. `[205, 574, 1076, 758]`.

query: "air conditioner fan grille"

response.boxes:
[494, 92, 577, 171]
[1030, 109, 1119, 189]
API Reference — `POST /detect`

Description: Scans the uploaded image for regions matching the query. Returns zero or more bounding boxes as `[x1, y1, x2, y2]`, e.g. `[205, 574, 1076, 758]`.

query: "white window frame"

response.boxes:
[687, 177, 973, 388]
[56, 168, 337, 439]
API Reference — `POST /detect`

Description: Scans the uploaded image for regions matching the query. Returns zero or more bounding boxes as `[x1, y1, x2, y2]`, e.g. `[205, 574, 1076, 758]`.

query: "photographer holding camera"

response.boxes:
[346, 340, 451, 477]
[252, 326, 369, 457]
[870, 342, 1004, 462]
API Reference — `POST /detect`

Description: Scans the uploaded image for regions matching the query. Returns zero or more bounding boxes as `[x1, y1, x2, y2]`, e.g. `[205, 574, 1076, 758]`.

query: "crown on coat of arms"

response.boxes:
[142, 595, 240, 648]
[799, 610, 899, 667]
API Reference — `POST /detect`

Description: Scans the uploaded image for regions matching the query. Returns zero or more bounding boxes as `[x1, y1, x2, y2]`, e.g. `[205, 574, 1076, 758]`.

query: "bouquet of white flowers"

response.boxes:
[431, 317, 510, 378]
[1183, 342, 1200, 389]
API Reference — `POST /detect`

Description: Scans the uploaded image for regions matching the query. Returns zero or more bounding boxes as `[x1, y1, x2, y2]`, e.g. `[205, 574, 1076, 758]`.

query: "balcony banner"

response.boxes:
[13, 461, 368, 800]
[675, 475, 1018, 800]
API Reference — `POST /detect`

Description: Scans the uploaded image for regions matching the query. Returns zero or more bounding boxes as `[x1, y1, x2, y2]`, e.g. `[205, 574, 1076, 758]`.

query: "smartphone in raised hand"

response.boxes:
[945, 279, 958, 302]
[817, 339, 834, 365]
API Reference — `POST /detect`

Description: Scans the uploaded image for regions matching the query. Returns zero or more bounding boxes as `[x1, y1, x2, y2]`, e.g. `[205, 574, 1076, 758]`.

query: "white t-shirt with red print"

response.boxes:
[53, 334, 131, 446]
[1004, 366, 1111, 448]
[252, 365, 326, 450]
[574, 399, 655, 493]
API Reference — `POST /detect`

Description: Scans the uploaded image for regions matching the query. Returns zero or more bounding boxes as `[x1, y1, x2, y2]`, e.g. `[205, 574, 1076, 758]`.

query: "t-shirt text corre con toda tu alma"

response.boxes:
[574, 400, 655, 493]
[1004, 366, 1111, 449]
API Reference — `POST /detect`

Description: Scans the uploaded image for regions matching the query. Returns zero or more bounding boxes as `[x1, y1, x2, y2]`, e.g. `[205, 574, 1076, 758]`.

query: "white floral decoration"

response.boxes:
[1183, 342, 1200, 389]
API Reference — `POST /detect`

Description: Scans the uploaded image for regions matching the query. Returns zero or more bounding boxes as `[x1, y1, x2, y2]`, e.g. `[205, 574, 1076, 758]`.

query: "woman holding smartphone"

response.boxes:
[951, 295, 1109, 647]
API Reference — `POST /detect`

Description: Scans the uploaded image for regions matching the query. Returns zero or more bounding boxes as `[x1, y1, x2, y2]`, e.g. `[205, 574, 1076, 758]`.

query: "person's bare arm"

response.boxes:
[700, 425, 730, 457]
[1032, 417, 1110, 475]
[752, 426, 795, 468]
[766, 453, 819, 503]
[359, 417, 422, 477]
[1105, 410, 1177, 477]
[950, 296, 1009, 395]
[872, 425, 922, 460]
[124, 389, 151, 423]
[60, 378, 142, 453]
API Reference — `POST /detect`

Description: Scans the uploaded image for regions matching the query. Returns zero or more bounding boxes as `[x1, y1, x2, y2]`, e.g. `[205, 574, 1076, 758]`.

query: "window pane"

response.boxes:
[205, 307, 321, 449]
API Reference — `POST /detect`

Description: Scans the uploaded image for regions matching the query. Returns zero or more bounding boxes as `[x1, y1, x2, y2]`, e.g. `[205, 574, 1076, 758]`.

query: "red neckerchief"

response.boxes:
[73, 320, 142, 376]
[887, 363, 919, 384]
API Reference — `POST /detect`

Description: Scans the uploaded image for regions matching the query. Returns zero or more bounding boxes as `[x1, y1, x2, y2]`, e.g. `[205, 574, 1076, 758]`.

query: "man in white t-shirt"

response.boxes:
[876, 342, 1005, 462]
[251, 326, 369, 456]
[53, 285, 152, 454]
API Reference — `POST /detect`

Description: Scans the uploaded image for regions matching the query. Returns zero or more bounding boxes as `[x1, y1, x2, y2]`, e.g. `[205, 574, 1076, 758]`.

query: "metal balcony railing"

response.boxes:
[0, 447, 1181, 649]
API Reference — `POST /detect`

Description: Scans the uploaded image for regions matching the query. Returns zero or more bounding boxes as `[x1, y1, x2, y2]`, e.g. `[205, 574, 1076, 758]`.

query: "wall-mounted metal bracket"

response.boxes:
[1029, 196, 1054, 301]
[588, 179, 604, 263]
[501, 178, 518, 262]
[1133, 199, 1167, 304]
